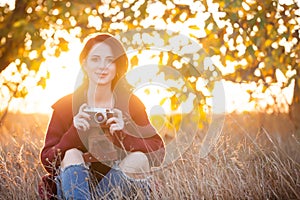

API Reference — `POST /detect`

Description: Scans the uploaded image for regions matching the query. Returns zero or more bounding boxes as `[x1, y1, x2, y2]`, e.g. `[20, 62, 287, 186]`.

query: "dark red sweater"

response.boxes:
[40, 92, 165, 176]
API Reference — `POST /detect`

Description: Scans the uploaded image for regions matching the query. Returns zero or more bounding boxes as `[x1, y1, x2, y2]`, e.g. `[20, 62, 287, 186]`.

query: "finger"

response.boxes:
[112, 108, 122, 118]
[80, 112, 91, 120]
[106, 117, 118, 125]
[77, 104, 90, 120]
[109, 124, 114, 134]
[79, 103, 88, 113]
[79, 124, 86, 132]
[75, 122, 85, 131]
[81, 118, 90, 130]
[107, 117, 124, 129]
[75, 118, 90, 131]
[109, 124, 121, 134]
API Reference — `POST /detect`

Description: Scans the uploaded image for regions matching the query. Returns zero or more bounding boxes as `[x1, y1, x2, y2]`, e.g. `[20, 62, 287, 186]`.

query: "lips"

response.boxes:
[95, 71, 108, 78]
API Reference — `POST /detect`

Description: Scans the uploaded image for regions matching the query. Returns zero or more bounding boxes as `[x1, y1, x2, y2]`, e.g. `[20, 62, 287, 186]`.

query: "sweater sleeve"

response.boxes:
[40, 95, 86, 174]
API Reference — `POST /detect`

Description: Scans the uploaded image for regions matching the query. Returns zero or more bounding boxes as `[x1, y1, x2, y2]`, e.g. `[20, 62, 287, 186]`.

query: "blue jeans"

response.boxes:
[56, 164, 151, 199]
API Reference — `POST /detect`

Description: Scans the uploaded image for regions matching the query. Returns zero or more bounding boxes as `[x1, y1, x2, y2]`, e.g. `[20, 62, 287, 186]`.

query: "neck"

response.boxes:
[87, 83, 114, 108]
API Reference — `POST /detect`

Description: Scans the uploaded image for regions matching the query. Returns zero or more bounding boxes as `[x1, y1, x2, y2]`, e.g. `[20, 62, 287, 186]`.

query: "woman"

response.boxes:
[39, 33, 165, 199]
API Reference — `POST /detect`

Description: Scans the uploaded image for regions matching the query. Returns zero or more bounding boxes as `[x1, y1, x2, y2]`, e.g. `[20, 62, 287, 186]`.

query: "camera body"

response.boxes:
[84, 107, 115, 128]
[86, 132, 118, 162]
[83, 106, 118, 162]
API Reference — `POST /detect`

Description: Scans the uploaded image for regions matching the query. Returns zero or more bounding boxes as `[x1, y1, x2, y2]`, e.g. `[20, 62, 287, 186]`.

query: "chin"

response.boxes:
[96, 80, 113, 86]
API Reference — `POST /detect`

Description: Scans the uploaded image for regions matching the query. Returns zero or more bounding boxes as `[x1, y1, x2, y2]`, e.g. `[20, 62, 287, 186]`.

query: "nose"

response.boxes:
[97, 60, 107, 70]
[98, 58, 112, 69]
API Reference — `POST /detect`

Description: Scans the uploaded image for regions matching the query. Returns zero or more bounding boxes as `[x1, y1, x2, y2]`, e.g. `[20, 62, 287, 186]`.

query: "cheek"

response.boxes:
[85, 69, 93, 78]
[83, 63, 92, 73]
[110, 64, 117, 76]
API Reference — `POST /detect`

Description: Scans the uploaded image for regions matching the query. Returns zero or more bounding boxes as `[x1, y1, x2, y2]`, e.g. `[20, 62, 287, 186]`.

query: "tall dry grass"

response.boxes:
[0, 113, 48, 199]
[153, 113, 300, 199]
[0, 112, 299, 199]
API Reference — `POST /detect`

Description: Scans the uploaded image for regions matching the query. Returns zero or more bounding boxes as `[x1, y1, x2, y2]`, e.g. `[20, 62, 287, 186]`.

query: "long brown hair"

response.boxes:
[79, 33, 128, 90]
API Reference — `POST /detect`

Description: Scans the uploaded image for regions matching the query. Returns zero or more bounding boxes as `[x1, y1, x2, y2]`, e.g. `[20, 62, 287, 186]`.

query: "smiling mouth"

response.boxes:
[95, 72, 108, 77]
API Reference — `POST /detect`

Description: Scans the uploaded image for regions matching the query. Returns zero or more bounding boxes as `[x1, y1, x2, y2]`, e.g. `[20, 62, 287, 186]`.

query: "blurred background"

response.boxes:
[0, 0, 300, 199]
[0, 0, 299, 120]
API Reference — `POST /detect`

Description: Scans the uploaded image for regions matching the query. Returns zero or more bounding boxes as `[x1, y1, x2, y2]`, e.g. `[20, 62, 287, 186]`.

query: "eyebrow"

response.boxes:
[90, 55, 114, 58]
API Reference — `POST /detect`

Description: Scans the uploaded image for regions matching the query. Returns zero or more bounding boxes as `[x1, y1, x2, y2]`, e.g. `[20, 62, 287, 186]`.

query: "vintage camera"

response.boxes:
[82, 106, 118, 163]
[84, 107, 115, 128]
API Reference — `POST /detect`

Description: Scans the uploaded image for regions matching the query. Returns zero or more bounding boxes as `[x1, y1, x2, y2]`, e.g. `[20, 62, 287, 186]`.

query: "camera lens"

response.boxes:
[94, 112, 106, 123]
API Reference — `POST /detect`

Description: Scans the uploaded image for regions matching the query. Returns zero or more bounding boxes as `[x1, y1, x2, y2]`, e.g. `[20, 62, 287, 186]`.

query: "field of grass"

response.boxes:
[0, 111, 299, 199]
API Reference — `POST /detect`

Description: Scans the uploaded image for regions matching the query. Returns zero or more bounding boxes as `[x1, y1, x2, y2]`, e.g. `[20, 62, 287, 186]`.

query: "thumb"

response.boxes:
[79, 103, 88, 112]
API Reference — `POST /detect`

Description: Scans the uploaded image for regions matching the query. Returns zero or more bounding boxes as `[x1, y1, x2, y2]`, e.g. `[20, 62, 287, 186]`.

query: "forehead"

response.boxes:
[88, 42, 114, 57]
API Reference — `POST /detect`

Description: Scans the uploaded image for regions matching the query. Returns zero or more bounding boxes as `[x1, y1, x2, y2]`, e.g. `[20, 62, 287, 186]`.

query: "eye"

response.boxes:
[105, 57, 115, 64]
[90, 56, 100, 62]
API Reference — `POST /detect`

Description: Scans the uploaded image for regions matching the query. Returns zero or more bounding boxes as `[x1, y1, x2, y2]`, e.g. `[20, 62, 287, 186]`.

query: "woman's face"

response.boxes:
[84, 42, 116, 87]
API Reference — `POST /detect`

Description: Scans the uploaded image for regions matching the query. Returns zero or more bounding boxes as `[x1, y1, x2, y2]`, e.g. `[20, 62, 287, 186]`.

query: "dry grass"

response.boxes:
[0, 113, 48, 200]
[0, 112, 299, 199]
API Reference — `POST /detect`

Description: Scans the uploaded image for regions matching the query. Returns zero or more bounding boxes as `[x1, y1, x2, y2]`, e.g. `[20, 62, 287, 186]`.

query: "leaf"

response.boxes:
[59, 38, 69, 51]
[170, 94, 179, 111]
[262, 84, 268, 93]
[15, 86, 28, 98]
[285, 74, 297, 87]
[160, 97, 168, 106]
[266, 24, 273, 35]
[130, 55, 138, 67]
[13, 19, 26, 28]
[246, 45, 255, 57]
[189, 25, 200, 30]
[54, 48, 61, 57]
[265, 39, 272, 47]
[144, 88, 150, 95]
[38, 77, 47, 89]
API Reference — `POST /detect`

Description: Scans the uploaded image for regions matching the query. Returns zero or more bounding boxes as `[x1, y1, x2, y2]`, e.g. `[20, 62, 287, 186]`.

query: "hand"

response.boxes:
[73, 103, 90, 132]
[106, 108, 124, 134]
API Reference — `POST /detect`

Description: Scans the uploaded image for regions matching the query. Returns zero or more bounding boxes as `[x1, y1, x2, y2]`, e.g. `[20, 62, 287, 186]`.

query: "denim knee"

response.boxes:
[56, 164, 90, 200]
[95, 164, 151, 199]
